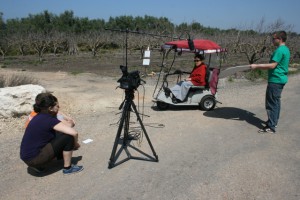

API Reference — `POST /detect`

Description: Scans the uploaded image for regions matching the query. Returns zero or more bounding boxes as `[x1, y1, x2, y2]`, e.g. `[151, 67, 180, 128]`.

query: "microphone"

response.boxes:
[188, 37, 195, 51]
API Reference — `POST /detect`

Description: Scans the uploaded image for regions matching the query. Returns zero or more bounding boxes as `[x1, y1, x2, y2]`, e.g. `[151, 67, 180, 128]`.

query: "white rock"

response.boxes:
[0, 84, 46, 118]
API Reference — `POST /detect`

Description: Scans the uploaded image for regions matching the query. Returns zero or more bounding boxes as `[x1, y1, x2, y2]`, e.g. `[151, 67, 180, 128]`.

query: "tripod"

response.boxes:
[108, 89, 159, 169]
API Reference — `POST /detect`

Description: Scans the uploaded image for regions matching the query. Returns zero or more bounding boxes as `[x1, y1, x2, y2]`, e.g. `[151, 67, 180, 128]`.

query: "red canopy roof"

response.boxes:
[163, 39, 226, 53]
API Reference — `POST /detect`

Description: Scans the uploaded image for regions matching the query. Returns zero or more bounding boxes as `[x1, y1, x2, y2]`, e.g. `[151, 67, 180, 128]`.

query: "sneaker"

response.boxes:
[262, 121, 278, 128]
[163, 87, 171, 97]
[258, 127, 276, 134]
[63, 164, 84, 175]
[172, 97, 180, 104]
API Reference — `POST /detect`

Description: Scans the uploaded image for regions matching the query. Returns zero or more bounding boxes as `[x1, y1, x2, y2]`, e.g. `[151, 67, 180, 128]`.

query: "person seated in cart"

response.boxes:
[168, 54, 207, 102]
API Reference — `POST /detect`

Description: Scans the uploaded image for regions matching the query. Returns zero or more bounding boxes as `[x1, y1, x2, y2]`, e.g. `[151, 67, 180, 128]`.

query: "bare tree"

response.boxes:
[286, 33, 300, 63]
[50, 31, 67, 56]
[233, 31, 270, 64]
[10, 32, 30, 56]
[0, 34, 13, 60]
[65, 34, 79, 55]
[83, 31, 110, 57]
[29, 32, 52, 61]
[126, 33, 154, 59]
[267, 18, 294, 33]
[256, 17, 268, 33]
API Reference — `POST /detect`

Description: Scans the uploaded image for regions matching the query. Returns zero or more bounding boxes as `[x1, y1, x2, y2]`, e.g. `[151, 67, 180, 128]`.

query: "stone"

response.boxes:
[0, 84, 46, 118]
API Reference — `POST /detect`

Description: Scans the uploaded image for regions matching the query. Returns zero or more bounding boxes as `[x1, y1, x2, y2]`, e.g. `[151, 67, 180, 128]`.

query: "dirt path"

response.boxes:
[0, 70, 299, 200]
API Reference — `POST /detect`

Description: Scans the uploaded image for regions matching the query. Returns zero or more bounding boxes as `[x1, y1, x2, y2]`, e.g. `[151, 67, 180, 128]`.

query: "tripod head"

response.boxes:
[117, 65, 145, 90]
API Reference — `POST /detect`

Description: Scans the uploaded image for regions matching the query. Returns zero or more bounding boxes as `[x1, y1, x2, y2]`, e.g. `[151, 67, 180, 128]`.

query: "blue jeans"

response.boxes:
[265, 83, 285, 131]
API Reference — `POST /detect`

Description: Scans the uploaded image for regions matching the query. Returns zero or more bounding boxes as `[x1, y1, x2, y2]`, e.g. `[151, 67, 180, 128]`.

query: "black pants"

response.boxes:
[24, 133, 74, 167]
[51, 132, 75, 160]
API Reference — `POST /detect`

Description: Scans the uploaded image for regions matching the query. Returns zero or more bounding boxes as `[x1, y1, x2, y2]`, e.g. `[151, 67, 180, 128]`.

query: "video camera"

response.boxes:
[117, 65, 144, 90]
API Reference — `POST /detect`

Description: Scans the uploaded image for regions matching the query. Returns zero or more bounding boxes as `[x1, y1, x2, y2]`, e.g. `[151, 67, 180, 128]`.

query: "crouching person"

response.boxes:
[20, 93, 83, 175]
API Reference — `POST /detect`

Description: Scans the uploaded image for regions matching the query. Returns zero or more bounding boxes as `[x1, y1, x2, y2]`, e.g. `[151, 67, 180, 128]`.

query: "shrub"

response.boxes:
[0, 73, 39, 88]
[0, 75, 4, 87]
[245, 69, 268, 81]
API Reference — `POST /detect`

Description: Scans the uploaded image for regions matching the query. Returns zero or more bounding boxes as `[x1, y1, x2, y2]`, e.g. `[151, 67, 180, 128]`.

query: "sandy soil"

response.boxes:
[0, 66, 299, 200]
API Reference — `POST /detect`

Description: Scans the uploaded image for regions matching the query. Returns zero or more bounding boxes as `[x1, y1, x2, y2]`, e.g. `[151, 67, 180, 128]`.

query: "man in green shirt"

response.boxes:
[250, 31, 290, 133]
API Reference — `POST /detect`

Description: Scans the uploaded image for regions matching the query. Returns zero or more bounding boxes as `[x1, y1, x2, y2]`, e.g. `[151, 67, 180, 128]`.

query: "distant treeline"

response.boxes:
[0, 10, 232, 35]
[0, 10, 299, 64]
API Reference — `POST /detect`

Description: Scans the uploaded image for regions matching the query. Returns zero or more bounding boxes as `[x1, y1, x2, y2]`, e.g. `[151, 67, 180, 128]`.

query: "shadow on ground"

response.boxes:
[27, 156, 83, 177]
[203, 107, 264, 129]
[151, 105, 200, 111]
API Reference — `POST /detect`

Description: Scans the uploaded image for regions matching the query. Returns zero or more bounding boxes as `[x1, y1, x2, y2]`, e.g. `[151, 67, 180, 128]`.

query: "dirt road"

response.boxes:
[0, 70, 299, 200]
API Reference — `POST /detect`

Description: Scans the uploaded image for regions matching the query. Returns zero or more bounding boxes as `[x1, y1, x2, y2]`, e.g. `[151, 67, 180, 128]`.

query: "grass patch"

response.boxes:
[288, 63, 300, 75]
[288, 68, 299, 75]
[227, 76, 234, 82]
[23, 60, 44, 66]
[0, 64, 7, 68]
[70, 71, 83, 75]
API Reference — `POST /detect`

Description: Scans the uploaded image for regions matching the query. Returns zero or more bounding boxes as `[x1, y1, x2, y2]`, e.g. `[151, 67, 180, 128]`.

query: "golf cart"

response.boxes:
[152, 39, 227, 111]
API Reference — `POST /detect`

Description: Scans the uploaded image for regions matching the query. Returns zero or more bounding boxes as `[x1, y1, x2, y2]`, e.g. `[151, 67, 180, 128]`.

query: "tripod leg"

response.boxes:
[123, 104, 131, 145]
[108, 100, 131, 168]
[131, 101, 159, 161]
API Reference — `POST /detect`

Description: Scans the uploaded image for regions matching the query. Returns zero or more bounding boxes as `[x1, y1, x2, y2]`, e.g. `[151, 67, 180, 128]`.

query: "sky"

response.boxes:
[1, 0, 300, 33]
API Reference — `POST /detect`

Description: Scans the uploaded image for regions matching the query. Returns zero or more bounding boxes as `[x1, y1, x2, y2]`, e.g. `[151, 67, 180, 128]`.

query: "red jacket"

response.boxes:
[189, 63, 207, 86]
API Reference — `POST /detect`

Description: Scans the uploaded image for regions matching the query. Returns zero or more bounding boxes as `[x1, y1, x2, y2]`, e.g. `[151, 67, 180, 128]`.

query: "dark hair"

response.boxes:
[194, 54, 205, 61]
[33, 93, 58, 113]
[274, 31, 287, 42]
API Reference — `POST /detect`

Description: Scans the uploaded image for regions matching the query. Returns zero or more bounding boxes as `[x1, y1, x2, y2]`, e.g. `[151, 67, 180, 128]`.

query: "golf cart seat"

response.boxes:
[189, 67, 218, 94]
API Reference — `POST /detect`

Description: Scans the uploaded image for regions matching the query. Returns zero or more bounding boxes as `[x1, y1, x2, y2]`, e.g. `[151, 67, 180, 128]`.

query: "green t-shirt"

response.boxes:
[268, 45, 290, 84]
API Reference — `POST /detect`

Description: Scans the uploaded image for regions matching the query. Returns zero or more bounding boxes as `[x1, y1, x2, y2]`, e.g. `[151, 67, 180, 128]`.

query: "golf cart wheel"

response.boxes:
[200, 96, 216, 111]
[157, 101, 169, 110]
